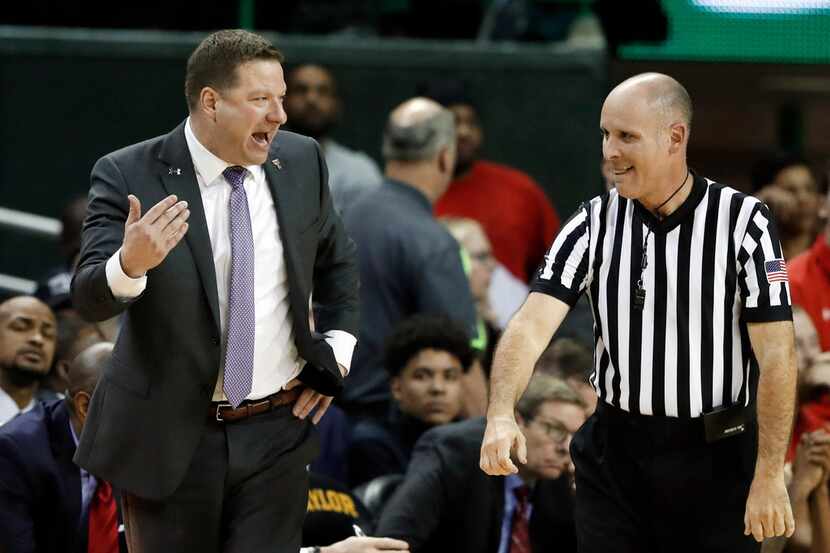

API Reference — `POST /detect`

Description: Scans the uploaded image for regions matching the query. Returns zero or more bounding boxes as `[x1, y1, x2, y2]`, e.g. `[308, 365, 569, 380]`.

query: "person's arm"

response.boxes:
[737, 202, 798, 542]
[809, 483, 830, 553]
[374, 430, 447, 552]
[807, 430, 830, 553]
[744, 320, 798, 542]
[309, 138, 359, 339]
[71, 154, 189, 322]
[480, 203, 592, 476]
[300, 536, 409, 553]
[292, 138, 360, 422]
[787, 435, 825, 551]
[479, 293, 570, 475]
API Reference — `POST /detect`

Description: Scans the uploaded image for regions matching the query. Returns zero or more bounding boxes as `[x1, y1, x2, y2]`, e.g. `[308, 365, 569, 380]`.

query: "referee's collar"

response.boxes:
[633, 170, 707, 232]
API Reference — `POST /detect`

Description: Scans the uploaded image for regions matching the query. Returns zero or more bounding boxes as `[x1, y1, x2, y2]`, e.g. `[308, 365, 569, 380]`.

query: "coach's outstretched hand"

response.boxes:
[480, 415, 526, 475]
[120, 194, 190, 278]
[744, 472, 795, 542]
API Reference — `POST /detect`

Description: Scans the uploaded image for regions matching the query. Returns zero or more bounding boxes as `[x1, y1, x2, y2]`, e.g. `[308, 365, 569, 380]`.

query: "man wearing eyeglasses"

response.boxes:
[375, 374, 585, 553]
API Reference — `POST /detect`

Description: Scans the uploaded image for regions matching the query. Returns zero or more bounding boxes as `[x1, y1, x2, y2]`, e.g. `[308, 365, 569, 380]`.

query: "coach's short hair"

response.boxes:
[185, 29, 284, 111]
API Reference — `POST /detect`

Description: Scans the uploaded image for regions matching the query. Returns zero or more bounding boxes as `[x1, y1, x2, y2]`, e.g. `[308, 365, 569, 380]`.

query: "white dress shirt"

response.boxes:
[0, 388, 35, 426]
[105, 118, 355, 401]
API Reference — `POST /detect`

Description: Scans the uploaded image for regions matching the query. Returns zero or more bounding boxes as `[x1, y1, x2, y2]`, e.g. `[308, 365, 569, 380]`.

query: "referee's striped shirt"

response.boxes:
[532, 173, 792, 418]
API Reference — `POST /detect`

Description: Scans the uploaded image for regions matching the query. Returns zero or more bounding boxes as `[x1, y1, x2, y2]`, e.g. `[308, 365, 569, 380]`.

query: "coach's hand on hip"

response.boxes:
[479, 415, 527, 475]
[287, 363, 347, 424]
[744, 470, 795, 542]
[120, 194, 190, 278]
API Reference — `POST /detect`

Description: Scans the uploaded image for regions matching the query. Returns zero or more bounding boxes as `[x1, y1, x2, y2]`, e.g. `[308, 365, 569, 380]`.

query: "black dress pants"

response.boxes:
[121, 403, 319, 553]
[571, 402, 760, 553]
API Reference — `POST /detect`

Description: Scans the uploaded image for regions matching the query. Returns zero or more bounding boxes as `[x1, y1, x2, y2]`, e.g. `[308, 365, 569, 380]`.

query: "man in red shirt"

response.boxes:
[789, 203, 830, 351]
[423, 82, 561, 282]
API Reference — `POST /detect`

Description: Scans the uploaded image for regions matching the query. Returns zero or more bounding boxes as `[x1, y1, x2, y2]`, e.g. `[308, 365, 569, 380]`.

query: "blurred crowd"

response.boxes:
[2, 62, 830, 553]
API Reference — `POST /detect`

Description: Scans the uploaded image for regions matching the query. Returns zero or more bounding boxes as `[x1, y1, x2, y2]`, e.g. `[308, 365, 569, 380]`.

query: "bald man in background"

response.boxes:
[480, 73, 796, 552]
[342, 97, 482, 422]
[0, 341, 127, 553]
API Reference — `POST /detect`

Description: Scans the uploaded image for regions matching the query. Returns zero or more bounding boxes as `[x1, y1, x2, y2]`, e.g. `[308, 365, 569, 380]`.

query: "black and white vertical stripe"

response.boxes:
[532, 178, 791, 418]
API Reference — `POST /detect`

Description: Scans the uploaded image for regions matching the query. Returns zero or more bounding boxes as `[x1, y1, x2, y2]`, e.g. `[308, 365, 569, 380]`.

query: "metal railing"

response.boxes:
[0, 206, 62, 295]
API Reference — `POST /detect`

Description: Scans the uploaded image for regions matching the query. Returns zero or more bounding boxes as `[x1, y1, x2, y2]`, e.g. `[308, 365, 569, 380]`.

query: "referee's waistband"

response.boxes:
[594, 400, 755, 449]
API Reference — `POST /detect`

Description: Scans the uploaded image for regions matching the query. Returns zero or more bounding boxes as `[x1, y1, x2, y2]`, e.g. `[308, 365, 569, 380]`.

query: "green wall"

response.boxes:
[0, 27, 606, 281]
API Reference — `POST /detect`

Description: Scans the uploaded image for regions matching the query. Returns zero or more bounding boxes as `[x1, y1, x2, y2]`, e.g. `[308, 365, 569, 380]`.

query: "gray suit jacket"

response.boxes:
[71, 121, 359, 499]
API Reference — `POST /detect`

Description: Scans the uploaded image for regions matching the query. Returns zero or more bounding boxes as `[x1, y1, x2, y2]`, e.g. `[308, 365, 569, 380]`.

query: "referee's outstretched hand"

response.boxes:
[743, 472, 795, 542]
[480, 416, 527, 476]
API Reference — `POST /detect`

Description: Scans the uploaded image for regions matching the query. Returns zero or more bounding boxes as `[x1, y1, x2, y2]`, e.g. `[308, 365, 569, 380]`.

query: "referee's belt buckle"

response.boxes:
[703, 403, 751, 443]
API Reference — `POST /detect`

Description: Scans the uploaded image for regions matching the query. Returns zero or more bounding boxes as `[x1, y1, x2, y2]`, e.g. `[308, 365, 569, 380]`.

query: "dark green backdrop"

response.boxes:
[0, 27, 606, 281]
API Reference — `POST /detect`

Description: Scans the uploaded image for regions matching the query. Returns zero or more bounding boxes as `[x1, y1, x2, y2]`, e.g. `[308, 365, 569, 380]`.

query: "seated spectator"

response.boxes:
[348, 314, 473, 487]
[0, 341, 126, 553]
[789, 185, 830, 351]
[535, 337, 597, 414]
[0, 296, 56, 425]
[302, 471, 409, 553]
[285, 63, 383, 214]
[441, 217, 499, 371]
[421, 79, 561, 283]
[38, 310, 106, 402]
[342, 97, 480, 421]
[375, 374, 585, 553]
[752, 153, 821, 260]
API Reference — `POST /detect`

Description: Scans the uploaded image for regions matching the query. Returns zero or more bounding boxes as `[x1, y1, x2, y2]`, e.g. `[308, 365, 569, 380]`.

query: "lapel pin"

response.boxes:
[168, 167, 182, 176]
[272, 158, 283, 170]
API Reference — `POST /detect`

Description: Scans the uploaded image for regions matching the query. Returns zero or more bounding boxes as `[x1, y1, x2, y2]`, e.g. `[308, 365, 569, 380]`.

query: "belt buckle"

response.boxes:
[215, 402, 232, 422]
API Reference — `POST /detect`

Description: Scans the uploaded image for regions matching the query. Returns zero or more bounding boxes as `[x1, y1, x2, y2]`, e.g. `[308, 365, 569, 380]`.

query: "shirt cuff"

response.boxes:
[105, 247, 148, 300]
[323, 330, 357, 375]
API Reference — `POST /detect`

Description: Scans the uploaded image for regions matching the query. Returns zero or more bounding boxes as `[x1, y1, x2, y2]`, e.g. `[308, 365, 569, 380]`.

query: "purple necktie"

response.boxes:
[222, 166, 255, 407]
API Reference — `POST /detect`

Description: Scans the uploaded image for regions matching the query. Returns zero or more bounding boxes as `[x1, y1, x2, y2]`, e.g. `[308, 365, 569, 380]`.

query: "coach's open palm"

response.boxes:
[480, 416, 526, 476]
[120, 194, 190, 278]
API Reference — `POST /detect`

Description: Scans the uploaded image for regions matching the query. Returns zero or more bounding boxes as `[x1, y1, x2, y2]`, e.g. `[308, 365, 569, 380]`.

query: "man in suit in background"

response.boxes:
[0, 341, 126, 553]
[375, 374, 586, 553]
[71, 29, 359, 552]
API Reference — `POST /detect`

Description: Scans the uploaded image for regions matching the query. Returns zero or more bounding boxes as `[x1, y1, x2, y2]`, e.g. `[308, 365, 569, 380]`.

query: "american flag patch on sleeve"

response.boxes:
[764, 259, 788, 283]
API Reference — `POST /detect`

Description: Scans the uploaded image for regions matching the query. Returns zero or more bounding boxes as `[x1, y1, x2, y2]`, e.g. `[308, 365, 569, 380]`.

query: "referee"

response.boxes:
[479, 72, 796, 552]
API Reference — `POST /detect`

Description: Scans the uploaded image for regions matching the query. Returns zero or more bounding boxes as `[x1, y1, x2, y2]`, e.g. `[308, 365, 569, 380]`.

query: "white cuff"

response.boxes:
[323, 330, 357, 375]
[105, 247, 148, 300]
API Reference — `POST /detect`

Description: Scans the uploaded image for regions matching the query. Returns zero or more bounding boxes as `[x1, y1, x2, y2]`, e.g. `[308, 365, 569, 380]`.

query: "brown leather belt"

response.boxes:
[209, 388, 301, 423]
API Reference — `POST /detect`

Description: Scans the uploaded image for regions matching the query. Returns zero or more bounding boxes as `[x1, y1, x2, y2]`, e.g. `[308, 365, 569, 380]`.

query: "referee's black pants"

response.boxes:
[571, 401, 760, 553]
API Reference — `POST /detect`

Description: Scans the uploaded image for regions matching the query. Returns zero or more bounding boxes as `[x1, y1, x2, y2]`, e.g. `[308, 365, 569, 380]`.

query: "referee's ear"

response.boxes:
[668, 122, 688, 154]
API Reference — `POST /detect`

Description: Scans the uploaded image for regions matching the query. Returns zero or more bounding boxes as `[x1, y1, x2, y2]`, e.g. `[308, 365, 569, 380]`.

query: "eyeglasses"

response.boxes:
[530, 417, 570, 445]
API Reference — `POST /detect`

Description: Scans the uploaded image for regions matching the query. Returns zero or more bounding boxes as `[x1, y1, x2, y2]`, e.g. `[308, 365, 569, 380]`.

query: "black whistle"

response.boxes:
[634, 285, 646, 310]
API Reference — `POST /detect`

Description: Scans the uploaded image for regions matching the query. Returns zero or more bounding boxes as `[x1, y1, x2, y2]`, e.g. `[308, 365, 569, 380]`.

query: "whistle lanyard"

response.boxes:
[633, 171, 690, 311]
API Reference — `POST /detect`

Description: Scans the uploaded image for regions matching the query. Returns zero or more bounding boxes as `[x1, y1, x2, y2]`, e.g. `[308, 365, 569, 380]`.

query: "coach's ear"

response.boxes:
[199, 86, 220, 121]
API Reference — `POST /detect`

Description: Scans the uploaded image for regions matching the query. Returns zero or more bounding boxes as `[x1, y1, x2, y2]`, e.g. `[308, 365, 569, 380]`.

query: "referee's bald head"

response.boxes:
[608, 73, 693, 136]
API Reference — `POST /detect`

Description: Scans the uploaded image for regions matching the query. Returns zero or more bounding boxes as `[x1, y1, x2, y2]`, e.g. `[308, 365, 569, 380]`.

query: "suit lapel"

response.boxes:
[157, 122, 221, 334]
[263, 148, 311, 348]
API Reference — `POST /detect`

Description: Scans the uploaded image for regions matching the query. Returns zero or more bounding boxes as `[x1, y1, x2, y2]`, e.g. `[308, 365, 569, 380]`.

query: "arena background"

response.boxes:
[2, 0, 829, 294]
